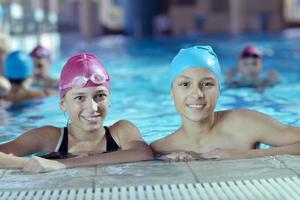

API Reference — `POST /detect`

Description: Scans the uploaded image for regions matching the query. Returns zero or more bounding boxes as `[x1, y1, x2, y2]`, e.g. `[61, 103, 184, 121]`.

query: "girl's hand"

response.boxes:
[0, 152, 29, 169]
[22, 156, 66, 173]
[159, 151, 199, 162]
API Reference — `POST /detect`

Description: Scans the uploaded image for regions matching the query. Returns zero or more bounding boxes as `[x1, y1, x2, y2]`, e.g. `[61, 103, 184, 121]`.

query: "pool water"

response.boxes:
[1, 31, 300, 145]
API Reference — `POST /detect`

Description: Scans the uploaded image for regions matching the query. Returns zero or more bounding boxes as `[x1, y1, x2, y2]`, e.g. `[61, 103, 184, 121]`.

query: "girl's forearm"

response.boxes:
[249, 142, 300, 158]
[0, 153, 29, 169]
[58, 149, 153, 168]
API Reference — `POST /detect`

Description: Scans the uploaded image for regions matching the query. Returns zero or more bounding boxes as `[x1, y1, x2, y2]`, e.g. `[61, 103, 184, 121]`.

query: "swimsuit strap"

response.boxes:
[57, 127, 69, 155]
[41, 127, 69, 159]
[104, 126, 120, 152]
[45, 126, 119, 159]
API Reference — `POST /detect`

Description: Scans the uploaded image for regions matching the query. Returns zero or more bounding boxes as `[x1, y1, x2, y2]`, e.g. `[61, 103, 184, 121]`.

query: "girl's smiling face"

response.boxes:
[171, 67, 220, 122]
[60, 85, 110, 132]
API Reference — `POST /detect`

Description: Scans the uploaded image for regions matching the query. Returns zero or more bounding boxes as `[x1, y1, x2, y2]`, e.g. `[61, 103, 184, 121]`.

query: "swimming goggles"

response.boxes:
[59, 73, 109, 90]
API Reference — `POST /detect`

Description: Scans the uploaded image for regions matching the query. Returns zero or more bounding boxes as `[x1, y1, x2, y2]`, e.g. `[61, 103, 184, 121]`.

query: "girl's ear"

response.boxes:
[60, 98, 67, 112]
[217, 85, 220, 98]
[170, 88, 174, 101]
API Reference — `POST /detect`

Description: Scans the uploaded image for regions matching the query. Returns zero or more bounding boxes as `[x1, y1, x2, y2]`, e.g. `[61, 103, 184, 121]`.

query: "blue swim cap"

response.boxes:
[170, 45, 221, 89]
[4, 51, 33, 80]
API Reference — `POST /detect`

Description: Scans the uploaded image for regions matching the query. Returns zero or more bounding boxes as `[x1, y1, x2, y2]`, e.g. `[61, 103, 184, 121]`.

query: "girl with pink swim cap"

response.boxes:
[225, 45, 280, 90]
[29, 45, 59, 94]
[0, 53, 153, 173]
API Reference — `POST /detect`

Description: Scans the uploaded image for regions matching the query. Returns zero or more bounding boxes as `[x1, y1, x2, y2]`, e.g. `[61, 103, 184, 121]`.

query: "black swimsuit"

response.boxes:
[41, 126, 120, 159]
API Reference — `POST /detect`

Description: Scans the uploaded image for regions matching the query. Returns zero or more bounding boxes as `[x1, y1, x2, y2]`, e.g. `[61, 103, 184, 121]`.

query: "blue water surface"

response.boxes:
[1, 31, 300, 144]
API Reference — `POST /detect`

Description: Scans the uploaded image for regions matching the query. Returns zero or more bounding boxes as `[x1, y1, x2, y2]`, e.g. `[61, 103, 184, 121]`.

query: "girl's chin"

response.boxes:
[84, 125, 102, 132]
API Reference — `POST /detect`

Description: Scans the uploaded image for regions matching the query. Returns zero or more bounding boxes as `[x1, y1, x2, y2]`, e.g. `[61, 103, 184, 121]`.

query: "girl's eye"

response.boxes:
[74, 96, 85, 102]
[202, 82, 214, 87]
[94, 93, 107, 102]
[179, 82, 190, 87]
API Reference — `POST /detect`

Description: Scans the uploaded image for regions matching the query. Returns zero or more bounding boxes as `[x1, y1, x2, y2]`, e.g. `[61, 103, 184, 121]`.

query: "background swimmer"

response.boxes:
[151, 45, 300, 162]
[0, 53, 153, 173]
[0, 32, 12, 98]
[0, 75, 11, 97]
[30, 45, 59, 94]
[2, 51, 45, 103]
[225, 45, 280, 90]
[0, 32, 12, 75]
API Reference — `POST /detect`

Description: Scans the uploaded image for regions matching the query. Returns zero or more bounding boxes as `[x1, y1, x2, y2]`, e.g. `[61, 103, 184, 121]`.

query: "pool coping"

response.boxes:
[0, 155, 299, 191]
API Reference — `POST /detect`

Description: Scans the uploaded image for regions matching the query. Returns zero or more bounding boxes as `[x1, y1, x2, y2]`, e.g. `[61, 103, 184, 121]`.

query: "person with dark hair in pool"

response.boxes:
[0, 53, 153, 172]
[225, 45, 280, 90]
[30, 45, 59, 94]
[3, 51, 46, 103]
[150, 45, 300, 162]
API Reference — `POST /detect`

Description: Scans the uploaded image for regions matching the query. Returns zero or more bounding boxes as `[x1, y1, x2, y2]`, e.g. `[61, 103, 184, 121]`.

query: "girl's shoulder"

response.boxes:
[108, 120, 142, 142]
[220, 109, 257, 119]
[34, 125, 61, 132]
[109, 120, 138, 132]
[28, 125, 62, 141]
[217, 109, 267, 131]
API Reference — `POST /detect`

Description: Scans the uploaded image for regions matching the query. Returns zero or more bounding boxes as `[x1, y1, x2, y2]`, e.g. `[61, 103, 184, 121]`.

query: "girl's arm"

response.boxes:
[62, 120, 153, 168]
[22, 121, 153, 172]
[201, 110, 300, 160]
[0, 126, 60, 169]
[0, 126, 60, 156]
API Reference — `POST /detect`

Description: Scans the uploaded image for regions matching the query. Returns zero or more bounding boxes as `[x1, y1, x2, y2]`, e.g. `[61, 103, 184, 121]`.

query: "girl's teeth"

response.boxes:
[188, 104, 204, 108]
[85, 116, 100, 121]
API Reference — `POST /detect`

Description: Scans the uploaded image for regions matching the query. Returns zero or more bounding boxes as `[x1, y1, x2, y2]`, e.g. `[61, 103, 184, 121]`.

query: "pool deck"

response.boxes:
[0, 155, 299, 191]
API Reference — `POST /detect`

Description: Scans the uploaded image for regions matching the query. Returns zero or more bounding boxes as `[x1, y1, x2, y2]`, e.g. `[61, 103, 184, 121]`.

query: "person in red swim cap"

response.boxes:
[30, 45, 58, 95]
[225, 45, 280, 91]
[0, 53, 153, 173]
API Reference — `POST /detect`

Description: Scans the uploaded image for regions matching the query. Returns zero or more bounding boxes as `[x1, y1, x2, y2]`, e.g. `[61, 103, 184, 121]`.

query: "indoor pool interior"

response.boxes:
[1, 31, 300, 145]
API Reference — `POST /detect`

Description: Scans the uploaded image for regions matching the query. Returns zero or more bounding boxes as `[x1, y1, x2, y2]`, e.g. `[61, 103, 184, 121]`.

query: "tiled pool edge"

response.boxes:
[0, 155, 299, 191]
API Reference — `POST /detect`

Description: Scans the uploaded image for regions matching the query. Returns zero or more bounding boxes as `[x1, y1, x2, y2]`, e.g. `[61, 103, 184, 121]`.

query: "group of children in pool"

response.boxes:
[0, 32, 58, 104]
[0, 42, 299, 173]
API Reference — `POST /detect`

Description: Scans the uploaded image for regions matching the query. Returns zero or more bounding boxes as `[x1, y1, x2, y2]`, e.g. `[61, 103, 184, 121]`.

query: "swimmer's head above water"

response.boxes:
[170, 45, 222, 89]
[4, 51, 34, 81]
[59, 53, 110, 98]
[238, 45, 263, 77]
[30, 45, 51, 61]
[240, 45, 262, 59]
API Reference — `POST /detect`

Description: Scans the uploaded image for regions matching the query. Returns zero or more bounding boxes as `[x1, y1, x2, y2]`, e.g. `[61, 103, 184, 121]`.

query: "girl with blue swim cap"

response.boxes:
[2, 51, 46, 103]
[151, 45, 300, 161]
[0, 53, 153, 172]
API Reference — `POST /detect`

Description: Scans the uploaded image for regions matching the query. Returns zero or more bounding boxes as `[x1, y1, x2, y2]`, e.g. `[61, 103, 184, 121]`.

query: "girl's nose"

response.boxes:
[192, 85, 204, 98]
[86, 98, 98, 111]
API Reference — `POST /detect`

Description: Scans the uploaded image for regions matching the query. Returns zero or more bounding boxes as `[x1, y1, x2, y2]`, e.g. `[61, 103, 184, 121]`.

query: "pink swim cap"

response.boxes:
[240, 45, 263, 59]
[30, 45, 51, 61]
[59, 53, 110, 98]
